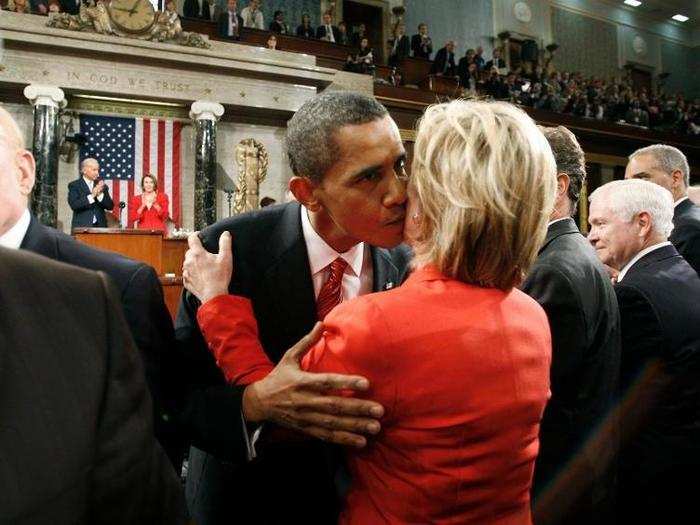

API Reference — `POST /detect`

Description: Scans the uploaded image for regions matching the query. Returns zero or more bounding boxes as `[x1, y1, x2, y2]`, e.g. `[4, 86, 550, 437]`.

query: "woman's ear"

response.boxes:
[289, 176, 321, 212]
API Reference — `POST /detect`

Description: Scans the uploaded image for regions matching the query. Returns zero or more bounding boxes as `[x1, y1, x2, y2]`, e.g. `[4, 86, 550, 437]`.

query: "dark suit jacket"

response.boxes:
[269, 20, 289, 34]
[174, 202, 410, 524]
[388, 34, 410, 66]
[58, 0, 83, 14]
[0, 247, 185, 524]
[522, 218, 620, 525]
[68, 178, 114, 228]
[614, 244, 700, 522]
[670, 197, 700, 275]
[411, 33, 432, 59]
[296, 24, 315, 39]
[20, 214, 184, 472]
[216, 10, 243, 38]
[183, 0, 210, 19]
[316, 24, 340, 42]
[430, 47, 456, 75]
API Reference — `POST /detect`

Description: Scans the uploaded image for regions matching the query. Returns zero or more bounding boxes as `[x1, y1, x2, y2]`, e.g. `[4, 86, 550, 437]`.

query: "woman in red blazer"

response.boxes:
[129, 174, 169, 231]
[185, 100, 558, 524]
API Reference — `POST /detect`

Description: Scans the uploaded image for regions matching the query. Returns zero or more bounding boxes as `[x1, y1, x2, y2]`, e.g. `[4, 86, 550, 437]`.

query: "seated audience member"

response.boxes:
[430, 40, 457, 77]
[387, 22, 410, 68]
[295, 13, 314, 39]
[48, 0, 60, 12]
[457, 48, 476, 86]
[624, 100, 650, 127]
[30, 0, 47, 14]
[259, 196, 276, 207]
[411, 22, 433, 59]
[268, 9, 288, 34]
[0, 247, 187, 525]
[6, 0, 30, 12]
[58, 0, 81, 14]
[460, 62, 479, 96]
[184, 99, 557, 524]
[316, 11, 338, 43]
[241, 0, 263, 29]
[217, 0, 242, 39]
[523, 126, 620, 525]
[485, 48, 506, 72]
[336, 20, 351, 46]
[348, 37, 374, 75]
[588, 179, 700, 524]
[265, 33, 277, 49]
[625, 144, 700, 275]
[474, 45, 486, 70]
[0, 107, 185, 471]
[351, 21, 367, 47]
[129, 174, 170, 231]
[68, 158, 114, 228]
[183, 0, 213, 20]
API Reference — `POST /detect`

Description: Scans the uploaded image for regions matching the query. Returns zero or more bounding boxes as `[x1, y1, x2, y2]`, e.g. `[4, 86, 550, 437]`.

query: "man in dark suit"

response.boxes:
[316, 11, 339, 43]
[0, 247, 186, 524]
[68, 158, 114, 228]
[216, 0, 243, 39]
[175, 91, 410, 524]
[523, 126, 620, 525]
[588, 179, 700, 524]
[388, 23, 410, 68]
[183, 0, 211, 20]
[0, 107, 184, 473]
[625, 144, 700, 275]
[411, 22, 432, 59]
[430, 40, 457, 76]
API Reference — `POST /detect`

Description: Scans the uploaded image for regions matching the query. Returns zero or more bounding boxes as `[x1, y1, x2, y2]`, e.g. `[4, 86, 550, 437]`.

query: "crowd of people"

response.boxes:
[3, 84, 700, 523]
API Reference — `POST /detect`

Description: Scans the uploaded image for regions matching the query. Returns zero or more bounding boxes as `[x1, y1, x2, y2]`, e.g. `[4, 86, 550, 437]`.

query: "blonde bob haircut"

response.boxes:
[411, 100, 557, 290]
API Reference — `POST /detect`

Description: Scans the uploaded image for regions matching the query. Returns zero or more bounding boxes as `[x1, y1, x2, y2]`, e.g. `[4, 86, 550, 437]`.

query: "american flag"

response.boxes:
[79, 114, 182, 227]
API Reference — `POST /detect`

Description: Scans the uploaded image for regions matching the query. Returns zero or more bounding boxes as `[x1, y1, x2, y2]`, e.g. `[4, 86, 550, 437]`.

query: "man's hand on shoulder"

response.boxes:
[242, 323, 384, 449]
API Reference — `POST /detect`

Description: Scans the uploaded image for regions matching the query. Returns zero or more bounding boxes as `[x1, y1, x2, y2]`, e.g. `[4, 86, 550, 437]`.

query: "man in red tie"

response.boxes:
[175, 90, 410, 524]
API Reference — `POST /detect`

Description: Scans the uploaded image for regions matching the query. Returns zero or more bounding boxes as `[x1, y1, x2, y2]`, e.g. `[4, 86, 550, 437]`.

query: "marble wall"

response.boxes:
[551, 7, 619, 79]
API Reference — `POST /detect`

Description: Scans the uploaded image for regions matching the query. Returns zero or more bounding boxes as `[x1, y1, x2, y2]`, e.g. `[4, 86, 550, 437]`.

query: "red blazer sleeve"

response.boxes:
[196, 294, 274, 384]
[128, 195, 143, 225]
[156, 193, 169, 220]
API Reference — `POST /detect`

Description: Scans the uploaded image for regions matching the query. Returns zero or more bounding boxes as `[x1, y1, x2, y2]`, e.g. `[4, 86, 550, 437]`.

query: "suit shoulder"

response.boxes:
[199, 203, 295, 250]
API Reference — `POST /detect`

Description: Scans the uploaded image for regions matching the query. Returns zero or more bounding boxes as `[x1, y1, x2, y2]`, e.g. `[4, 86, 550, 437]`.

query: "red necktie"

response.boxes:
[316, 257, 348, 321]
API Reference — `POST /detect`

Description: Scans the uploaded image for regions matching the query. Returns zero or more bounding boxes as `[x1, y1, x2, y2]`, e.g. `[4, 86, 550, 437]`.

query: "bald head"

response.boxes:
[0, 106, 36, 238]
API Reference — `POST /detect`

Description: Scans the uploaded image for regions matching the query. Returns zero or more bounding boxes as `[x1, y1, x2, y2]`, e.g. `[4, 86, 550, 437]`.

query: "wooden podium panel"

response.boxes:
[73, 228, 187, 319]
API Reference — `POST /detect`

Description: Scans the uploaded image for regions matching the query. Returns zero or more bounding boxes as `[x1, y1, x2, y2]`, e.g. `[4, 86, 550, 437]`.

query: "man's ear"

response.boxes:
[636, 211, 653, 238]
[557, 173, 571, 198]
[17, 149, 36, 197]
[670, 169, 685, 190]
[289, 176, 321, 212]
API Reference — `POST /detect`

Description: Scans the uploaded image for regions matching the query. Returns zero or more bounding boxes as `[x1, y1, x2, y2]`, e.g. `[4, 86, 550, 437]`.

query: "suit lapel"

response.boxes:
[260, 203, 317, 334]
[19, 214, 59, 259]
[371, 247, 400, 292]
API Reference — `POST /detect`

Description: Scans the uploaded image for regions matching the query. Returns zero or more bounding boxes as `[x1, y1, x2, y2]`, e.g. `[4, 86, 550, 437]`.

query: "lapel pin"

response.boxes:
[383, 281, 394, 290]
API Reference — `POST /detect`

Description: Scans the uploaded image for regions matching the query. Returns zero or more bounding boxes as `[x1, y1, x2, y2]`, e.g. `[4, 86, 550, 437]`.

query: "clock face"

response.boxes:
[108, 0, 156, 34]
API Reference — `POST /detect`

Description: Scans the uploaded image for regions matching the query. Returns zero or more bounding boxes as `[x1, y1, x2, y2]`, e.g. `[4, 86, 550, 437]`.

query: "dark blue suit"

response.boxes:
[68, 177, 114, 228]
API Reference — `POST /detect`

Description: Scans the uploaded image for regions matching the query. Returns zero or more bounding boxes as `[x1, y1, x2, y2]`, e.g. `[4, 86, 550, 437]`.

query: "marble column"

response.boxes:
[23, 84, 66, 228]
[190, 101, 224, 230]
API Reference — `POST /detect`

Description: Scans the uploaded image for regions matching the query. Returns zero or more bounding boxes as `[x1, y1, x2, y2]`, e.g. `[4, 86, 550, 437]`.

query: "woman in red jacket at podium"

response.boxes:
[129, 174, 169, 231]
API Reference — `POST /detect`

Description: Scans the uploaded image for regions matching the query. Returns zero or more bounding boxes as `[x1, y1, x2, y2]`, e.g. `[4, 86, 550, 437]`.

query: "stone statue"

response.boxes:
[234, 138, 268, 213]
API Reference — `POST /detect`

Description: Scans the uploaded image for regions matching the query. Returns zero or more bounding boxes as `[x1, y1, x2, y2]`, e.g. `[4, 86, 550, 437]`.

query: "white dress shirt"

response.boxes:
[301, 204, 373, 301]
[675, 196, 689, 208]
[0, 208, 30, 249]
[227, 9, 239, 36]
[547, 217, 571, 228]
[84, 176, 104, 204]
[241, 6, 263, 29]
[617, 241, 672, 283]
[323, 24, 335, 42]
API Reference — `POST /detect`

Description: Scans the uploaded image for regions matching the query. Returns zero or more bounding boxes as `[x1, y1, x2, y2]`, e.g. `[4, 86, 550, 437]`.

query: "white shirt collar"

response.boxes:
[547, 217, 570, 228]
[0, 208, 31, 250]
[674, 196, 689, 208]
[300, 205, 364, 278]
[617, 241, 672, 283]
[83, 176, 94, 189]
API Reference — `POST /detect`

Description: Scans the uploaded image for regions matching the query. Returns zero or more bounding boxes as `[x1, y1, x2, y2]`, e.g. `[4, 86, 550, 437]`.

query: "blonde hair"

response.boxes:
[411, 99, 557, 290]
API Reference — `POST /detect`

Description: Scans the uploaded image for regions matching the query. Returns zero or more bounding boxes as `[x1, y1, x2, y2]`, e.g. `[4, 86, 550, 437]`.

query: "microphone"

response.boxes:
[118, 201, 126, 229]
[119, 201, 126, 209]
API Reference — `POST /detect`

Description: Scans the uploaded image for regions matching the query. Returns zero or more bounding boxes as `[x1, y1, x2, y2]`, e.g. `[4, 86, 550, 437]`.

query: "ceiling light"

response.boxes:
[672, 14, 689, 22]
[624, 0, 642, 6]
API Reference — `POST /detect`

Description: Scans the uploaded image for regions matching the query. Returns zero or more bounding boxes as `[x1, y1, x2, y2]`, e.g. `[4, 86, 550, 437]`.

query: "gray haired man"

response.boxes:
[588, 179, 700, 524]
[625, 144, 700, 274]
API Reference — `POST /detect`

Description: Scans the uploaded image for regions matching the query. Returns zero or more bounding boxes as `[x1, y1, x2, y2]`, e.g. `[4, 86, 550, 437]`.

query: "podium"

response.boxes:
[72, 228, 187, 319]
